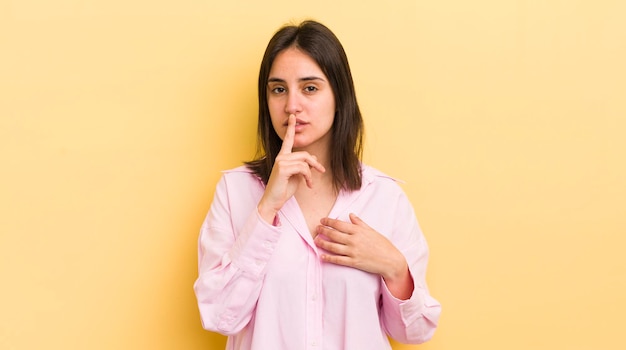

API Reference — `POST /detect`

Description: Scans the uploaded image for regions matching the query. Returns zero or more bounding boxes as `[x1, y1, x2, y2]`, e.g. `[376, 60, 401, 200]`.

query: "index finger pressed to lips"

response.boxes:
[279, 114, 296, 155]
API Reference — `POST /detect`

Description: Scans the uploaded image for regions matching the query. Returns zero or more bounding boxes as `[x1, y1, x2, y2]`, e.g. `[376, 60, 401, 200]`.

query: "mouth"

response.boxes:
[284, 118, 308, 127]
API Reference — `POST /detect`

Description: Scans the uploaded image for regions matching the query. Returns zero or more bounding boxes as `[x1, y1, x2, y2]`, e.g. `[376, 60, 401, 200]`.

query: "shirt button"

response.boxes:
[311, 341, 318, 347]
[311, 294, 317, 301]
[255, 259, 263, 266]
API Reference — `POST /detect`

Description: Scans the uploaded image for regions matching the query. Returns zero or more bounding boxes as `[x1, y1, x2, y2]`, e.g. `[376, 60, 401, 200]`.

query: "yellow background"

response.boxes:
[1, 1, 625, 349]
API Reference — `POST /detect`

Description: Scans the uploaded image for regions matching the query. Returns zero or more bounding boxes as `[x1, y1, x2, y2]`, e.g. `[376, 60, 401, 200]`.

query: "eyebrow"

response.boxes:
[267, 76, 326, 83]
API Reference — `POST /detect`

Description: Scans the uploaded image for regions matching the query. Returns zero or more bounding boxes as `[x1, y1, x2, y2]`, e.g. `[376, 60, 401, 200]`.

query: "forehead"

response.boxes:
[269, 47, 326, 78]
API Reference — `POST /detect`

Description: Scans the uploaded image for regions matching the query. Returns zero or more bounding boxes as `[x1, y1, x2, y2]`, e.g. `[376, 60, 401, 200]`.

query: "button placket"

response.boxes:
[305, 248, 324, 349]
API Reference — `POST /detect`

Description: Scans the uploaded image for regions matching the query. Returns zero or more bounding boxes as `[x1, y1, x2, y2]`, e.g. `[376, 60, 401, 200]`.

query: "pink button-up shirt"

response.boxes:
[194, 165, 441, 350]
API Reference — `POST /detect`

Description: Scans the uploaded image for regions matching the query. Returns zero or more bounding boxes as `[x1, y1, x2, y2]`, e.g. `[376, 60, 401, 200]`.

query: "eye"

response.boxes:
[304, 85, 318, 93]
[270, 86, 286, 94]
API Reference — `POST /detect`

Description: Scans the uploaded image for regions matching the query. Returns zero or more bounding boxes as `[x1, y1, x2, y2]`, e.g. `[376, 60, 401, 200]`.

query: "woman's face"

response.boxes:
[267, 47, 336, 154]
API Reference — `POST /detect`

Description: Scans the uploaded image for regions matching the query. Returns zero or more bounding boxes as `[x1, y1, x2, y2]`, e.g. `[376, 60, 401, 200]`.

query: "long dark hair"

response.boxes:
[245, 20, 364, 192]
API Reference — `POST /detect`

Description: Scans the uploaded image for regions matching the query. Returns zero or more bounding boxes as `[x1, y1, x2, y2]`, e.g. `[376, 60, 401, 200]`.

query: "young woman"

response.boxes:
[194, 20, 441, 350]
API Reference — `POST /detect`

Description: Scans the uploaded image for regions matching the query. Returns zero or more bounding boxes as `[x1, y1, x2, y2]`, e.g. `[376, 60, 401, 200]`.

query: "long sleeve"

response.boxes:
[194, 166, 439, 349]
[379, 190, 441, 344]
[193, 175, 281, 335]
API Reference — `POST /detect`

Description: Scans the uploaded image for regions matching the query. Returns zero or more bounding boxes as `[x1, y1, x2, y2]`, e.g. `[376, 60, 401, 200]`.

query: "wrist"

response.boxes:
[382, 260, 410, 283]
[382, 262, 414, 300]
[257, 202, 279, 226]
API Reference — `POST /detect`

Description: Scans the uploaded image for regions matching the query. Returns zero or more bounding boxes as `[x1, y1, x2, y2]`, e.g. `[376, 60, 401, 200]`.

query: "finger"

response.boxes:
[349, 213, 370, 228]
[309, 154, 326, 173]
[314, 235, 349, 255]
[279, 114, 296, 155]
[304, 171, 313, 189]
[278, 161, 313, 187]
[288, 152, 326, 173]
[299, 153, 326, 173]
[320, 253, 353, 267]
[292, 161, 313, 188]
[320, 217, 357, 234]
[316, 225, 351, 245]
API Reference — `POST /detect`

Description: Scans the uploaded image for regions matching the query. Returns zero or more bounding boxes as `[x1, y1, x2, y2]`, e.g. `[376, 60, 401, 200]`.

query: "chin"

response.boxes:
[292, 142, 310, 151]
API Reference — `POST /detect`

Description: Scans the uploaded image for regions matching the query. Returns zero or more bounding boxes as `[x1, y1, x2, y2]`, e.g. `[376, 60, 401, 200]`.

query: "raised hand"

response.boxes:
[257, 114, 326, 224]
[314, 213, 414, 299]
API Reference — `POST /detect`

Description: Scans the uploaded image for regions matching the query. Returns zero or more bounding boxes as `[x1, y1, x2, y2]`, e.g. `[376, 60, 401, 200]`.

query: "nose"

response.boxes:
[285, 90, 302, 115]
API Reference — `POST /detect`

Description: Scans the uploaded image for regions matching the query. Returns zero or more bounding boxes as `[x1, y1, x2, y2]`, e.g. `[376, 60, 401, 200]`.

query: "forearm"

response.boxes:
[195, 208, 281, 334]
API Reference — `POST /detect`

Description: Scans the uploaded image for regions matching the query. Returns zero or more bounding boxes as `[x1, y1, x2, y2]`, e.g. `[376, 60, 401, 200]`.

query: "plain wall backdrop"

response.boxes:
[1, 1, 625, 349]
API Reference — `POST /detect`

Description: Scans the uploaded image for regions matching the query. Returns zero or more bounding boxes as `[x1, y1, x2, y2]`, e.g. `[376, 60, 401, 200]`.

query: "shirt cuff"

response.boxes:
[380, 270, 426, 323]
[228, 209, 282, 277]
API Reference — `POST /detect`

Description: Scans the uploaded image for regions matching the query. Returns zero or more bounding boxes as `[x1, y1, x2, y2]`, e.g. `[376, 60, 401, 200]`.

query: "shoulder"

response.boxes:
[219, 165, 263, 186]
[361, 164, 405, 186]
[359, 164, 418, 214]
[359, 163, 409, 198]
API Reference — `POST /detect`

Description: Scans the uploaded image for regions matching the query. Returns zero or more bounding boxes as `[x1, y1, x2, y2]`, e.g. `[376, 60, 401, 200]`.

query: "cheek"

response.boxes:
[269, 117, 282, 138]
[323, 95, 336, 125]
[321, 90, 336, 114]
[268, 114, 284, 139]
[268, 99, 283, 119]
[267, 99, 281, 126]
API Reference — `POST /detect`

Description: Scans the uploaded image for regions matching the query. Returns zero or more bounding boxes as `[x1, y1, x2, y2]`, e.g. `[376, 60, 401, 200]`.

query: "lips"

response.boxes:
[284, 118, 308, 126]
